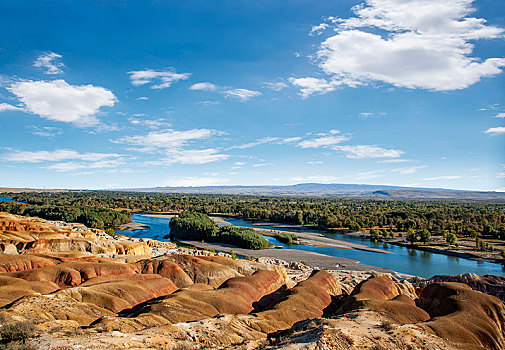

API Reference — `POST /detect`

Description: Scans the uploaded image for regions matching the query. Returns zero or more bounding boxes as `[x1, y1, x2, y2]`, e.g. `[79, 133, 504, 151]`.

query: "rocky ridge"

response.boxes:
[0, 212, 503, 349]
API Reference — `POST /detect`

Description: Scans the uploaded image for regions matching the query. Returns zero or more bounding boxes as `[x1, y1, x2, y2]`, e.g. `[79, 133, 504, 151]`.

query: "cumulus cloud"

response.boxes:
[128, 68, 191, 89]
[485, 127, 505, 135]
[224, 88, 261, 101]
[308, 0, 505, 92]
[288, 77, 359, 98]
[0, 103, 23, 112]
[3, 149, 122, 163]
[189, 82, 217, 91]
[33, 52, 64, 74]
[8, 80, 116, 126]
[331, 145, 404, 158]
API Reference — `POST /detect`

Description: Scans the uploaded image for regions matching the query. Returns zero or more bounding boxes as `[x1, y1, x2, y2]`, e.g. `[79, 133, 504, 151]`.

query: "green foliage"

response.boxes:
[272, 232, 298, 245]
[169, 212, 269, 250]
[169, 211, 217, 241]
[229, 250, 236, 259]
[5, 191, 505, 241]
[104, 228, 115, 236]
[0, 201, 130, 230]
[445, 232, 458, 245]
[501, 250, 505, 259]
[406, 228, 417, 244]
[419, 229, 431, 244]
[216, 226, 270, 250]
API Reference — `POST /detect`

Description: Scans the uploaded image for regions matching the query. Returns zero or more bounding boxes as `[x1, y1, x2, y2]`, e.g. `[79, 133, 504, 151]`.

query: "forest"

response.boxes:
[3, 191, 505, 240]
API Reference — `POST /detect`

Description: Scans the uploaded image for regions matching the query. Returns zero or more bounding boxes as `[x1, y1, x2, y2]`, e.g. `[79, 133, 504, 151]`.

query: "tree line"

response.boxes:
[5, 191, 505, 240]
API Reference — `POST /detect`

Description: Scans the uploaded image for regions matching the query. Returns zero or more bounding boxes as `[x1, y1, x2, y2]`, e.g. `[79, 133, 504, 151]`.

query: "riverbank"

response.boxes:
[118, 221, 150, 231]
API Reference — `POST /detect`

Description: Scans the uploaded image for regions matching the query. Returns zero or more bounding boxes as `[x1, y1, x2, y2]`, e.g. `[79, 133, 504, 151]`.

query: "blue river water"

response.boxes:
[118, 214, 505, 278]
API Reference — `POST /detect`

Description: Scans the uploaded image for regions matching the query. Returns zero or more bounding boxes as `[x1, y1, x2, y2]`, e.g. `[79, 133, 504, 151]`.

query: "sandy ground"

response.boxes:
[118, 221, 150, 231]
[177, 240, 410, 278]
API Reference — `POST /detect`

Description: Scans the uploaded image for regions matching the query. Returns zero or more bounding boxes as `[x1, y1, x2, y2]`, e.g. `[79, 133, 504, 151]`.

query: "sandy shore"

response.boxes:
[118, 222, 150, 231]
[178, 240, 411, 278]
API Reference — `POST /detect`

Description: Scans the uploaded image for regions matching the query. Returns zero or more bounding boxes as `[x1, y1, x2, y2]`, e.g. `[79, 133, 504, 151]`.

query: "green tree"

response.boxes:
[419, 229, 431, 244]
[445, 232, 457, 246]
[406, 229, 417, 245]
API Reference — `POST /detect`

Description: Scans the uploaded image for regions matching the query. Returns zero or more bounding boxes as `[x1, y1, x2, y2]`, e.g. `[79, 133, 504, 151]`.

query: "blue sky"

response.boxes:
[0, 0, 504, 191]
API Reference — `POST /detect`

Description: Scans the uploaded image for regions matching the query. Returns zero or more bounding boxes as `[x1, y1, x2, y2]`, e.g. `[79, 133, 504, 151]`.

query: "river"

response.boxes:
[118, 214, 505, 278]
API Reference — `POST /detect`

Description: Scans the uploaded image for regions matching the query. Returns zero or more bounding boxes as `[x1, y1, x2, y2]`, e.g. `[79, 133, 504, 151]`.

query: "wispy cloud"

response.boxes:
[264, 82, 288, 91]
[0, 103, 23, 112]
[128, 68, 191, 89]
[423, 176, 463, 181]
[146, 148, 229, 165]
[224, 88, 261, 101]
[297, 135, 349, 148]
[332, 145, 404, 159]
[33, 52, 64, 74]
[3, 149, 122, 163]
[162, 176, 230, 187]
[494, 113, 505, 119]
[46, 159, 125, 172]
[391, 165, 428, 175]
[27, 126, 62, 138]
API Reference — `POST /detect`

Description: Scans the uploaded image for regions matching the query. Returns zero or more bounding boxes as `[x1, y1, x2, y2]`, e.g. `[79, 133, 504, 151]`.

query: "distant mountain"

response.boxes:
[117, 183, 505, 200]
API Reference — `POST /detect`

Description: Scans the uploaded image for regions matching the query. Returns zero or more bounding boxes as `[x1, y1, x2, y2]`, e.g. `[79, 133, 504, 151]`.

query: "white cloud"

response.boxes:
[264, 82, 288, 91]
[46, 159, 124, 172]
[391, 165, 428, 174]
[289, 77, 338, 98]
[423, 175, 463, 181]
[0, 103, 23, 112]
[136, 96, 149, 100]
[199, 100, 220, 105]
[378, 159, 412, 163]
[162, 176, 230, 187]
[27, 125, 62, 138]
[495, 113, 505, 118]
[224, 88, 261, 101]
[291, 175, 337, 183]
[307, 161, 323, 165]
[311, 0, 505, 91]
[298, 135, 349, 148]
[485, 127, 505, 135]
[189, 82, 217, 91]
[310, 23, 330, 36]
[229, 137, 280, 150]
[128, 68, 191, 89]
[33, 52, 64, 74]
[115, 128, 222, 151]
[8, 80, 116, 126]
[3, 149, 122, 163]
[331, 145, 404, 158]
[154, 149, 229, 165]
[128, 117, 171, 129]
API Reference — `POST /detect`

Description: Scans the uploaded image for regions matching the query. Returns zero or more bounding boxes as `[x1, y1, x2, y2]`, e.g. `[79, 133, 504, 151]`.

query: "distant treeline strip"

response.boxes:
[0, 201, 131, 230]
[7, 191, 505, 240]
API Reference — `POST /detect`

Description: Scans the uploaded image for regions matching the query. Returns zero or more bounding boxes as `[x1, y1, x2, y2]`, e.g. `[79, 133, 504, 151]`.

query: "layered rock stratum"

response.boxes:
[0, 212, 503, 349]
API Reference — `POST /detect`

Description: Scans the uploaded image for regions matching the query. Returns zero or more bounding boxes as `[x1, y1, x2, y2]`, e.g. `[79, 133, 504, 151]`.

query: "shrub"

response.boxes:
[272, 232, 298, 245]
[169, 211, 218, 241]
[0, 321, 35, 343]
[215, 226, 270, 250]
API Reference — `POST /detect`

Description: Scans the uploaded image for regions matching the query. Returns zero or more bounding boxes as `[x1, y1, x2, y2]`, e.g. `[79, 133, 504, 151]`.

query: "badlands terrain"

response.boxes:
[0, 212, 504, 349]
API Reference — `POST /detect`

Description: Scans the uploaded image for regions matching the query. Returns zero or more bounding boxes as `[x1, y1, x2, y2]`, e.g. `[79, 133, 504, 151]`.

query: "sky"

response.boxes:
[0, 0, 504, 191]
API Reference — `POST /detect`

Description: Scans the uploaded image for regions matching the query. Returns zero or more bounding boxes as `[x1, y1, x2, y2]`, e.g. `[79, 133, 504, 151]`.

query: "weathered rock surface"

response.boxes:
[0, 212, 504, 350]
